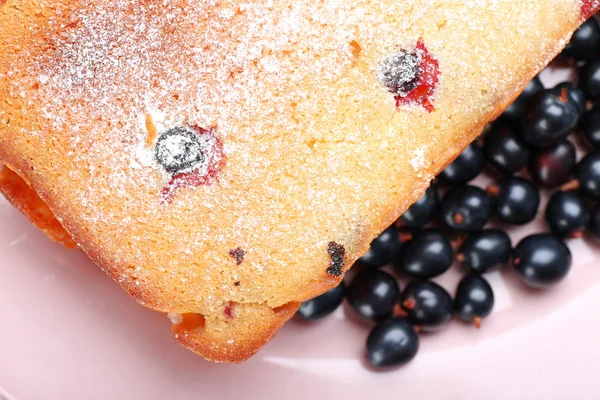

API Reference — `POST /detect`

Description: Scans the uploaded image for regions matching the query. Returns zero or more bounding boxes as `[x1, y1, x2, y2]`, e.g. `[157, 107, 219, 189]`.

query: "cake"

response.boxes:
[0, 0, 595, 362]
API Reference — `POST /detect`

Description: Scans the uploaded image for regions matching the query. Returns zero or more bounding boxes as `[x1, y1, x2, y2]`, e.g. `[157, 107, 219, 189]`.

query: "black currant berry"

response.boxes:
[512, 233, 572, 288]
[401, 280, 453, 332]
[297, 281, 346, 320]
[440, 186, 491, 232]
[367, 317, 419, 368]
[346, 269, 400, 322]
[457, 229, 512, 273]
[394, 229, 454, 279]
[454, 274, 494, 328]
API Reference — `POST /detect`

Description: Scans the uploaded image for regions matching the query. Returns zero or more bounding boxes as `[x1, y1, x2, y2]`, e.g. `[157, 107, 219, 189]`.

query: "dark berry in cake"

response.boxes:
[346, 269, 400, 322]
[394, 229, 453, 279]
[379, 50, 420, 96]
[488, 177, 540, 225]
[396, 184, 438, 230]
[575, 151, 600, 199]
[588, 203, 600, 240]
[520, 88, 580, 148]
[400, 280, 453, 332]
[454, 274, 494, 328]
[155, 126, 205, 173]
[579, 60, 600, 101]
[501, 76, 544, 124]
[528, 140, 576, 188]
[581, 105, 600, 149]
[297, 281, 346, 321]
[483, 122, 530, 175]
[440, 186, 491, 232]
[545, 191, 590, 238]
[561, 17, 600, 61]
[366, 317, 419, 368]
[513, 234, 572, 288]
[457, 229, 512, 273]
[357, 226, 403, 268]
[438, 141, 485, 185]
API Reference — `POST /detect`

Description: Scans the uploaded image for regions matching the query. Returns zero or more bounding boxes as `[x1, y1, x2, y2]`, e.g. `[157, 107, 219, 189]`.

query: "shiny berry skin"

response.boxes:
[346, 269, 400, 322]
[400, 281, 453, 332]
[396, 184, 438, 230]
[394, 229, 454, 279]
[528, 140, 576, 188]
[545, 191, 590, 239]
[554, 82, 587, 115]
[579, 60, 600, 101]
[297, 281, 346, 320]
[581, 105, 600, 149]
[438, 141, 485, 185]
[357, 227, 402, 268]
[561, 18, 600, 61]
[483, 122, 530, 175]
[488, 177, 540, 225]
[366, 317, 419, 368]
[512, 234, 572, 288]
[589, 203, 600, 240]
[454, 274, 494, 327]
[520, 88, 580, 148]
[440, 186, 491, 232]
[575, 151, 600, 199]
[457, 229, 512, 273]
[501, 76, 544, 124]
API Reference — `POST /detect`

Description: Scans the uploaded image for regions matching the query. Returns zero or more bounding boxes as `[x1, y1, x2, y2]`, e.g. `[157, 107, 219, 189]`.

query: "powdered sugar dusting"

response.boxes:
[0, 0, 584, 315]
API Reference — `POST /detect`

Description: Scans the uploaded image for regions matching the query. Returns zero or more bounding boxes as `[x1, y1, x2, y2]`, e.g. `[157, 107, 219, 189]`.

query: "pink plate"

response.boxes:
[3, 69, 600, 399]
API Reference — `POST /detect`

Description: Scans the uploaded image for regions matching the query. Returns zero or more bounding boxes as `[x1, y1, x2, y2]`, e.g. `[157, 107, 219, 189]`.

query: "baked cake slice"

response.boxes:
[0, 0, 594, 362]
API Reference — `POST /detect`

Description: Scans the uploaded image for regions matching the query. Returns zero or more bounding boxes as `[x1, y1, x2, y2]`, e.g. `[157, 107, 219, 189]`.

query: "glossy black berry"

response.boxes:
[356, 227, 403, 268]
[554, 82, 587, 115]
[579, 61, 600, 101]
[520, 89, 579, 148]
[438, 141, 485, 185]
[545, 191, 590, 238]
[394, 229, 453, 279]
[561, 18, 600, 61]
[155, 127, 204, 173]
[588, 203, 600, 240]
[575, 151, 600, 199]
[501, 76, 544, 124]
[297, 281, 346, 320]
[366, 317, 419, 368]
[513, 233, 572, 288]
[454, 274, 494, 327]
[528, 140, 576, 188]
[581, 105, 600, 149]
[346, 269, 400, 322]
[488, 177, 540, 225]
[396, 184, 438, 230]
[440, 186, 491, 232]
[457, 229, 512, 273]
[483, 122, 530, 175]
[401, 281, 453, 332]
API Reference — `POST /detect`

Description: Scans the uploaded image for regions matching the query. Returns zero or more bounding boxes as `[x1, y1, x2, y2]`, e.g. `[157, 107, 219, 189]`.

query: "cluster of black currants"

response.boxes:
[296, 15, 600, 370]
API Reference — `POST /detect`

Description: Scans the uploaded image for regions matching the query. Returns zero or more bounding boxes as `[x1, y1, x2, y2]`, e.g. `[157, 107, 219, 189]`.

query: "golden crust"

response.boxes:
[0, 0, 587, 362]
